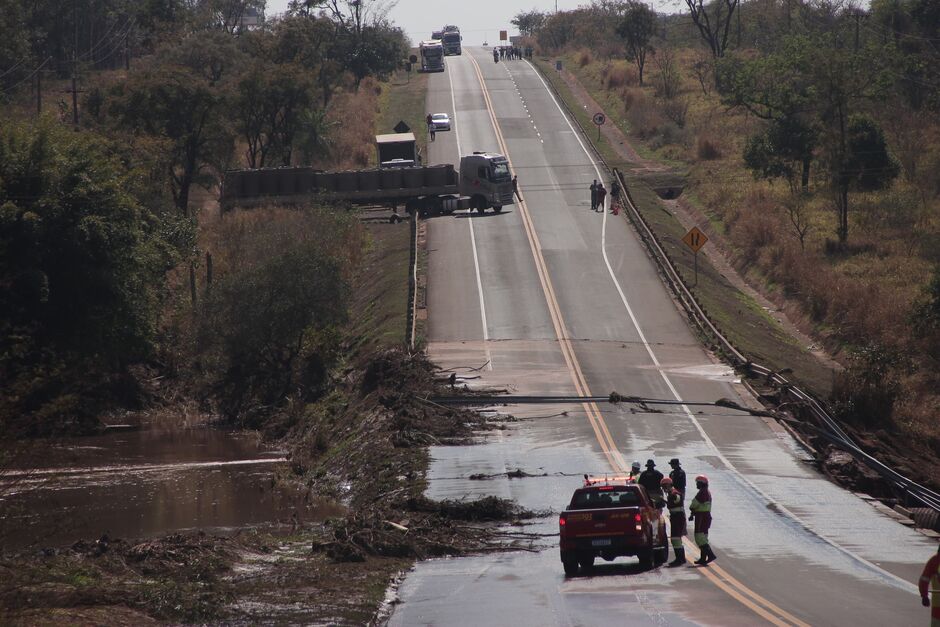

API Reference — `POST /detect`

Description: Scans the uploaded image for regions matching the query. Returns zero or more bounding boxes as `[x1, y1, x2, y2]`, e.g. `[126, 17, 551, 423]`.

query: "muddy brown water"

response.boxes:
[0, 416, 338, 552]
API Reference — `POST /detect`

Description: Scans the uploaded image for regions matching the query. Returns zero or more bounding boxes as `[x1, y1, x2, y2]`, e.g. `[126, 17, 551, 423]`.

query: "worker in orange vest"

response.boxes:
[920, 544, 940, 627]
[689, 474, 716, 565]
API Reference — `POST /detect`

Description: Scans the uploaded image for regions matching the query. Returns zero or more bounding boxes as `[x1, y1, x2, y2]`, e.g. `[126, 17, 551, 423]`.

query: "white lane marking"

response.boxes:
[448, 59, 492, 369]
[521, 59, 919, 595]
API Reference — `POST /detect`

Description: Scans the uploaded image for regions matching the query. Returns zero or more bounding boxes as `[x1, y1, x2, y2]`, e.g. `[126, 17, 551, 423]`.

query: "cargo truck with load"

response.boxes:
[221, 133, 515, 215]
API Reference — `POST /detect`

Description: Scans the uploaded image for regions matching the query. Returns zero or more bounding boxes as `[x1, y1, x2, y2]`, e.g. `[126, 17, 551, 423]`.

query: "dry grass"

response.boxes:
[323, 77, 382, 170]
[577, 49, 592, 68]
[558, 45, 940, 437]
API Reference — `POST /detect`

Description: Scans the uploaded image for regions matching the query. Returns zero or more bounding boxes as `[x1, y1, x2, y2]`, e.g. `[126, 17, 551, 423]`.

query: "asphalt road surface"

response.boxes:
[388, 47, 935, 627]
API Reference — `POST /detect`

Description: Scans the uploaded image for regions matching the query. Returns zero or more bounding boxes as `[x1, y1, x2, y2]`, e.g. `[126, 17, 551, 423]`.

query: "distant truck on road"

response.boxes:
[441, 25, 462, 56]
[559, 475, 668, 576]
[419, 40, 445, 72]
[222, 134, 515, 215]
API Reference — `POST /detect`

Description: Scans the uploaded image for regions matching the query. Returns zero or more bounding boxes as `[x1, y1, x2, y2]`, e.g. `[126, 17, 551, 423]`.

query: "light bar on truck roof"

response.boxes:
[582, 474, 636, 487]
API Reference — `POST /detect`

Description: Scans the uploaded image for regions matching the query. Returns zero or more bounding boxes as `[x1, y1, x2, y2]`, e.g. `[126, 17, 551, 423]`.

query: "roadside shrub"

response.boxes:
[626, 91, 664, 139]
[577, 49, 592, 68]
[194, 207, 363, 423]
[831, 343, 906, 428]
[606, 63, 637, 89]
[661, 97, 689, 128]
[696, 134, 722, 160]
[649, 122, 688, 150]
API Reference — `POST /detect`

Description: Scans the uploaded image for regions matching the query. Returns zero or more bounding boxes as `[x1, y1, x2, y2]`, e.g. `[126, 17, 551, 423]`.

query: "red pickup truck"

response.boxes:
[559, 476, 668, 576]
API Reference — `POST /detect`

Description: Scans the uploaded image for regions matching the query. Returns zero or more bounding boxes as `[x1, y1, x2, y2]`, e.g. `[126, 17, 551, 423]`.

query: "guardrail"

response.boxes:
[614, 166, 940, 513]
[528, 58, 940, 515]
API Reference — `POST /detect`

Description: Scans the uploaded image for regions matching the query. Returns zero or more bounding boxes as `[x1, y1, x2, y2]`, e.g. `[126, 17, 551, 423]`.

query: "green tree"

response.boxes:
[616, 2, 657, 86]
[743, 116, 817, 193]
[108, 65, 234, 214]
[236, 62, 316, 167]
[830, 115, 899, 242]
[512, 10, 547, 37]
[0, 119, 187, 435]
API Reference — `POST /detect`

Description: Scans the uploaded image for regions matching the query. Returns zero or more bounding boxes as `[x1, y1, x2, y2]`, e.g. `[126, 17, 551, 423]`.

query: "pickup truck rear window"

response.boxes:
[570, 488, 641, 510]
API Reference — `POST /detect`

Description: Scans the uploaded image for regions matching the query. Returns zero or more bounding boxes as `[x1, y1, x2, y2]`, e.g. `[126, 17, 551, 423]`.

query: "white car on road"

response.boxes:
[430, 113, 451, 131]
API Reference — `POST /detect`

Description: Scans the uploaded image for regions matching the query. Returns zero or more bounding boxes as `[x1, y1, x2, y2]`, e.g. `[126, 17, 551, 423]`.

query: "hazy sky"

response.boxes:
[265, 0, 686, 46]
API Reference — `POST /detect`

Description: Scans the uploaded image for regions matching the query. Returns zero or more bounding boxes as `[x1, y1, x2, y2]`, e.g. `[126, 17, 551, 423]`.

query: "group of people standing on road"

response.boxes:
[629, 458, 717, 567]
[589, 179, 621, 212]
[493, 46, 531, 62]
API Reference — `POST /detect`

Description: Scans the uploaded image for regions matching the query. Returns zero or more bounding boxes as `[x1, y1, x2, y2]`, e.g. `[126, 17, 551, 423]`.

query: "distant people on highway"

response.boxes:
[669, 458, 687, 502]
[429, 124, 435, 142]
[662, 477, 687, 566]
[512, 175, 521, 201]
[494, 48, 499, 63]
[920, 544, 940, 626]
[638, 459, 664, 501]
[596, 182, 607, 212]
[690, 475, 716, 565]
[590, 179, 598, 210]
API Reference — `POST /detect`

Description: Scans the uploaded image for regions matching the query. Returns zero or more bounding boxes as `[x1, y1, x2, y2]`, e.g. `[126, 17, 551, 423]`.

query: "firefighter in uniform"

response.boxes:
[689, 474, 717, 565]
[661, 477, 687, 566]
[628, 460, 641, 482]
[920, 544, 940, 626]
[669, 458, 687, 502]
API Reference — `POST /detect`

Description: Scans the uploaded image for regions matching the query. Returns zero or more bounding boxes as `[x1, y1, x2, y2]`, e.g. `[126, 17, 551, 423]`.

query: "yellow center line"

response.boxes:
[466, 53, 625, 475]
[464, 52, 809, 627]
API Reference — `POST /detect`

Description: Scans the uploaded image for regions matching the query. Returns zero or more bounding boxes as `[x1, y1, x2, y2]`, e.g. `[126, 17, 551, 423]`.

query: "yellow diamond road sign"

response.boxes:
[682, 227, 708, 253]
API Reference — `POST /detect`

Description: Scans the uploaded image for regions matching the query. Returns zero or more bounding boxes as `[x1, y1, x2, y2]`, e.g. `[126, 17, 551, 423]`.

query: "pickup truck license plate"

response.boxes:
[591, 539, 612, 547]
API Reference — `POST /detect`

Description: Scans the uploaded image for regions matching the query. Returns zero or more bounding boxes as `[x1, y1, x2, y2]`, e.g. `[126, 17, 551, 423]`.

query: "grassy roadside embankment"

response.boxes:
[531, 51, 940, 498]
[532, 56, 835, 397]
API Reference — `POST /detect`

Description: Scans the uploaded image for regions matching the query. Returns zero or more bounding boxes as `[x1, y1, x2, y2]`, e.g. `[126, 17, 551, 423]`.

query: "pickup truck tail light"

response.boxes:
[635, 513, 642, 531]
[559, 513, 567, 531]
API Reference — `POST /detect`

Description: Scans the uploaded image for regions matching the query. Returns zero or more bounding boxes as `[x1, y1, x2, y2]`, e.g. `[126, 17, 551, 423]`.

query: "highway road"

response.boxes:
[387, 47, 936, 626]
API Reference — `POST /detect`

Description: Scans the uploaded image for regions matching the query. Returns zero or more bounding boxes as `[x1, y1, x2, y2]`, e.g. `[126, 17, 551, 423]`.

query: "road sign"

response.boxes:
[393, 120, 411, 134]
[682, 227, 708, 253]
[593, 112, 606, 126]
[500, 30, 507, 41]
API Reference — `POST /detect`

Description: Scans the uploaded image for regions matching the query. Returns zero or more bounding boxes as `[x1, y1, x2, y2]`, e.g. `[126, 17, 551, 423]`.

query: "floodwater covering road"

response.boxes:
[0, 412, 311, 551]
[387, 48, 936, 626]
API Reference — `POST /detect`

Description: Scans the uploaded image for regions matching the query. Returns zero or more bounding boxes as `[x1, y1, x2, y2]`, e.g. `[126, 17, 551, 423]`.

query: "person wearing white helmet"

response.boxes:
[689, 474, 717, 565]
[629, 461, 641, 482]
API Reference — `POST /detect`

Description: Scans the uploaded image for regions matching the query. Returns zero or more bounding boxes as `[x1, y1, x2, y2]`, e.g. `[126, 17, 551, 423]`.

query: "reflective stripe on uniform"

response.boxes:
[694, 532, 708, 548]
[690, 498, 711, 513]
[671, 537, 683, 549]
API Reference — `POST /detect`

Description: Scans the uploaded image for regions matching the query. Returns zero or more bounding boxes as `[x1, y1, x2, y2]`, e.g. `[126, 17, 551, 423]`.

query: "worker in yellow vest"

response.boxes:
[920, 544, 940, 627]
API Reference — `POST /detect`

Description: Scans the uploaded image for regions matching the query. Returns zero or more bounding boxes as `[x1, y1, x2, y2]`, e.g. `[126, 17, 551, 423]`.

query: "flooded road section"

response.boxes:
[0, 414, 320, 551]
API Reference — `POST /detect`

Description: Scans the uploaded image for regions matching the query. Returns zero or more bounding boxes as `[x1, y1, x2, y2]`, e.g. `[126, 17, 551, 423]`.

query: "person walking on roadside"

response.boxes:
[920, 544, 940, 626]
[662, 477, 687, 566]
[638, 459, 664, 503]
[590, 179, 598, 210]
[596, 182, 607, 212]
[512, 175, 521, 201]
[689, 474, 716, 565]
[669, 458, 687, 502]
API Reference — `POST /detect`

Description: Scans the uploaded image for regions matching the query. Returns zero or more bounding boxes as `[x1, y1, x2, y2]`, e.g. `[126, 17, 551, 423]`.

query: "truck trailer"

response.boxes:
[222, 136, 515, 216]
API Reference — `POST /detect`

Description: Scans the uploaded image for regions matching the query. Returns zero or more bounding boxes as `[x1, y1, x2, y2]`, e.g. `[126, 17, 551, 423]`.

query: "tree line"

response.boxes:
[0, 0, 409, 436]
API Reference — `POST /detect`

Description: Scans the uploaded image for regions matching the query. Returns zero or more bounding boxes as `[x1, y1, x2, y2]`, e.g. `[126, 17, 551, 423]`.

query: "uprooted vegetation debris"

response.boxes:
[1, 350, 545, 624]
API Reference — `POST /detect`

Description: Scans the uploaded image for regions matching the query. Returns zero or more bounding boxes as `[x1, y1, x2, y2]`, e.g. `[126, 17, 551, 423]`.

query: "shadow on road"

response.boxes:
[566, 560, 653, 579]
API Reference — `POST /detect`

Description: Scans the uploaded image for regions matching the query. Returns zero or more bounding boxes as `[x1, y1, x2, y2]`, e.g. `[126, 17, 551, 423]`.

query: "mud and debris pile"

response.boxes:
[292, 349, 544, 564]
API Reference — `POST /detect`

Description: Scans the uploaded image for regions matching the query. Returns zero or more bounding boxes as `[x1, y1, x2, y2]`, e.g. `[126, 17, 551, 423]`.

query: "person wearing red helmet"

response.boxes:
[689, 474, 717, 565]
[661, 476, 687, 566]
